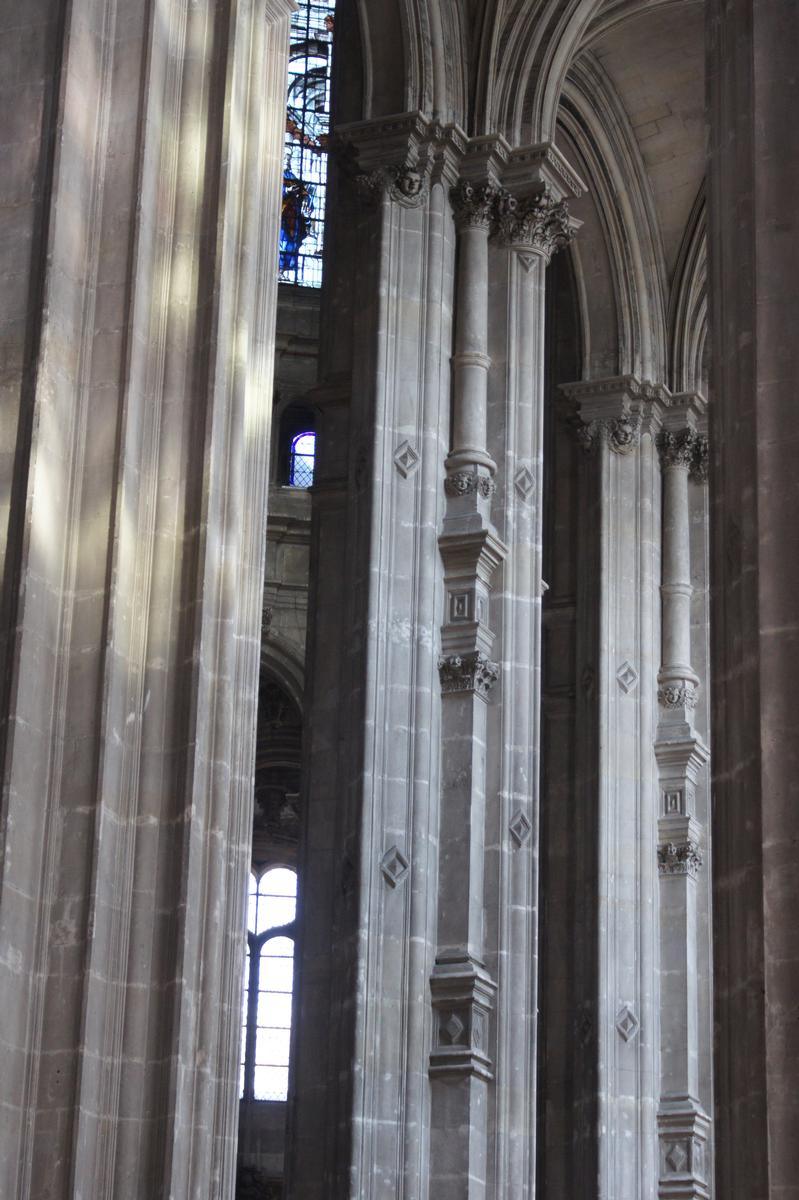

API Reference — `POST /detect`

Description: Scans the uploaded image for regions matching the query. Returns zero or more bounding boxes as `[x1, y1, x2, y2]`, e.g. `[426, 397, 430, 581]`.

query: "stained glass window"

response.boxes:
[240, 867, 297, 1102]
[280, 1, 335, 287]
[289, 431, 316, 488]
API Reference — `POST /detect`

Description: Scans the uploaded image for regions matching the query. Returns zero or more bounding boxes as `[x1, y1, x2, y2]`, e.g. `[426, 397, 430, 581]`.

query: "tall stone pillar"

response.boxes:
[0, 0, 292, 1196]
[707, 2, 799, 1195]
[289, 114, 460, 1200]
[483, 163, 578, 1200]
[564, 376, 662, 1200]
[654, 402, 712, 1199]
[430, 171, 507, 1200]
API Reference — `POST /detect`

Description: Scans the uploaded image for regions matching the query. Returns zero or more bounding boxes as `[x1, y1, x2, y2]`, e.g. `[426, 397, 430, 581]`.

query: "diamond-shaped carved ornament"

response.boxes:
[665, 1142, 689, 1174]
[616, 660, 639, 694]
[615, 1003, 639, 1042]
[393, 440, 420, 478]
[514, 464, 535, 502]
[509, 810, 532, 847]
[380, 845, 409, 888]
[443, 1012, 465, 1045]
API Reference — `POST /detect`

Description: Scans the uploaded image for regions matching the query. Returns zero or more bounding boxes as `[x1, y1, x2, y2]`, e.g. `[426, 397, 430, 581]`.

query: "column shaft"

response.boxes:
[655, 406, 711, 1200]
[0, 1, 292, 1195]
[452, 226, 490, 460]
[708, 2, 799, 1192]
[485, 241, 548, 1199]
[661, 464, 693, 675]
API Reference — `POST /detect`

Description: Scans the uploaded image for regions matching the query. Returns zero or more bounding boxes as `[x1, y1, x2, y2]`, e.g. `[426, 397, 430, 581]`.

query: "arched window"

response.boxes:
[240, 867, 297, 1101]
[275, 404, 317, 488]
[289, 430, 316, 488]
[279, 0, 335, 286]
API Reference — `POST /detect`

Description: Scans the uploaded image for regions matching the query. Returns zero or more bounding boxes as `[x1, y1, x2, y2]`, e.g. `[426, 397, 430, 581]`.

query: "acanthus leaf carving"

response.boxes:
[657, 427, 706, 474]
[450, 179, 500, 230]
[438, 652, 499, 698]
[495, 187, 575, 259]
[658, 840, 703, 877]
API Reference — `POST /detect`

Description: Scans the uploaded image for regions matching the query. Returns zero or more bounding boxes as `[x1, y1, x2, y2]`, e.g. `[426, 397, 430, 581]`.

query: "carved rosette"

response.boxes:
[495, 188, 575, 259]
[657, 427, 707, 480]
[658, 681, 698, 710]
[449, 179, 500, 230]
[658, 840, 703, 877]
[438, 652, 499, 698]
[444, 470, 495, 499]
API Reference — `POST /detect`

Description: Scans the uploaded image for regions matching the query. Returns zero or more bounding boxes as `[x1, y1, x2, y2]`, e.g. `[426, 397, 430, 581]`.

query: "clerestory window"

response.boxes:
[240, 867, 297, 1101]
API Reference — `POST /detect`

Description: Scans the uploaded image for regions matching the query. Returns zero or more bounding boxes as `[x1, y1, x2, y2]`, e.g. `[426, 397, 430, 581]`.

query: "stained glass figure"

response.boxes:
[289, 431, 316, 488]
[280, 1, 335, 286]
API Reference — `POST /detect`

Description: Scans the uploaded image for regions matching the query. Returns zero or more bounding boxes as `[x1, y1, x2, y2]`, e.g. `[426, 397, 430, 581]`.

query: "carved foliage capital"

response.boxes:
[495, 188, 575, 258]
[657, 427, 708, 481]
[658, 839, 703, 876]
[439, 652, 499, 698]
[449, 179, 500, 229]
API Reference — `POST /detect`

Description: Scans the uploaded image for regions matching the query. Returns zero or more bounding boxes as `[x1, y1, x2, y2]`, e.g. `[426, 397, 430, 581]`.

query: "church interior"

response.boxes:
[0, 0, 796, 1197]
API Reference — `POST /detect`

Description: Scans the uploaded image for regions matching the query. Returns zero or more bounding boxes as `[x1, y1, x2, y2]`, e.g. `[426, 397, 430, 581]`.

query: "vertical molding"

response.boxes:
[289, 114, 455, 1200]
[564, 376, 662, 1200]
[654, 399, 712, 1200]
[480, 153, 580, 1200]
[0, 0, 292, 1195]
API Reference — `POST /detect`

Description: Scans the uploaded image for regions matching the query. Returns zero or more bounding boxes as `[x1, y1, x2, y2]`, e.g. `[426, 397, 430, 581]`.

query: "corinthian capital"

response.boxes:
[450, 180, 500, 230]
[657, 428, 707, 480]
[495, 188, 574, 258]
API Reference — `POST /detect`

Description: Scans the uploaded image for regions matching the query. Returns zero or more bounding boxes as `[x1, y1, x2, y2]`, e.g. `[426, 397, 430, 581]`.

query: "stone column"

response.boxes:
[707, 3, 799, 1195]
[654, 403, 712, 1199]
[563, 376, 662, 1200]
[0, 0, 292, 1196]
[430, 171, 507, 1200]
[483, 170, 578, 1200]
[288, 114, 460, 1200]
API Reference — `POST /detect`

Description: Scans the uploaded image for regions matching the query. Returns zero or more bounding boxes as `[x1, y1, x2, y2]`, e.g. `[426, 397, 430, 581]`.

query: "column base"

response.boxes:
[429, 955, 497, 1080]
[658, 1098, 711, 1199]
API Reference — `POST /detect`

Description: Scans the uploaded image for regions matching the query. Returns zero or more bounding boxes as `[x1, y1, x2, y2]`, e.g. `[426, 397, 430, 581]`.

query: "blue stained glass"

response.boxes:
[280, 0, 335, 287]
